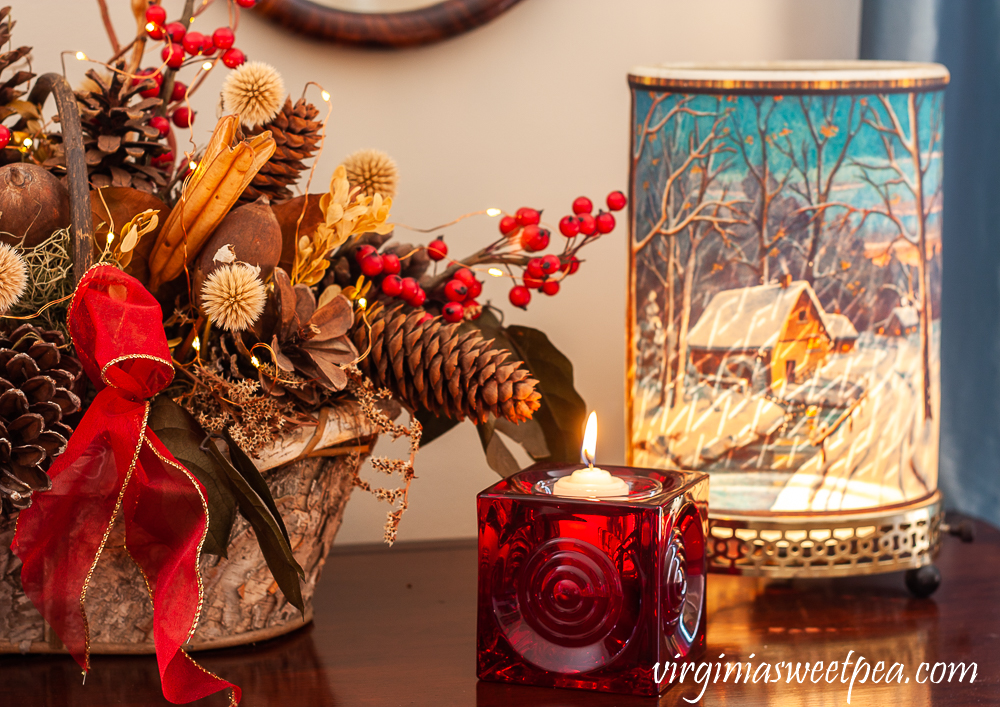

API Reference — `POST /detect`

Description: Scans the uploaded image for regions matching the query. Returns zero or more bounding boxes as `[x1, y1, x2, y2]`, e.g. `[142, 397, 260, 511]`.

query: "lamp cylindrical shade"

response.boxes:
[626, 61, 948, 516]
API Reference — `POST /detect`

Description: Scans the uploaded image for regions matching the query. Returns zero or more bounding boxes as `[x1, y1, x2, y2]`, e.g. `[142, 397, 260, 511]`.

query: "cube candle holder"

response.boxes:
[476, 463, 709, 696]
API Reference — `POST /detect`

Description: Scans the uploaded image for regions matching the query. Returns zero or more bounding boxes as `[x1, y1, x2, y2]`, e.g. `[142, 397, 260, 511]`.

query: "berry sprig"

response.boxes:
[341, 189, 626, 325]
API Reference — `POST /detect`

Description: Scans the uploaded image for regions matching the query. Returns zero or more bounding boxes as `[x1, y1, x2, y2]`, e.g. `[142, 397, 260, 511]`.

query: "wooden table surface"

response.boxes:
[4, 517, 997, 706]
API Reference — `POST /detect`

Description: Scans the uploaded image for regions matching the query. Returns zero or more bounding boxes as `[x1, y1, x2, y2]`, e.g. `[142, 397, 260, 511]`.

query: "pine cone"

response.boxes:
[353, 305, 541, 424]
[242, 97, 321, 203]
[0, 323, 84, 514]
[73, 61, 167, 193]
[0, 7, 33, 108]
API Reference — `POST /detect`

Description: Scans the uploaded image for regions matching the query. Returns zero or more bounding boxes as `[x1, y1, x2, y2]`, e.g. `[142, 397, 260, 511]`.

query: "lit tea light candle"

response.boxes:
[553, 412, 629, 497]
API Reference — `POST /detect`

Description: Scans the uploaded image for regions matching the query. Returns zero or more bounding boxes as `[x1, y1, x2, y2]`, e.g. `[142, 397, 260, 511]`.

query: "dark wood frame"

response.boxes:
[254, 0, 524, 48]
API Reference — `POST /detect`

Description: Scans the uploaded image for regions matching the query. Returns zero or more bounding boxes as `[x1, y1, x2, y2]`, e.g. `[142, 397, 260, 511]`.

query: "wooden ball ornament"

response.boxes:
[0, 163, 71, 247]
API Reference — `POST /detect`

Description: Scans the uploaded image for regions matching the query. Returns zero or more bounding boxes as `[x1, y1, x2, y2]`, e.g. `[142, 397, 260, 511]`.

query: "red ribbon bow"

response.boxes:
[12, 265, 239, 705]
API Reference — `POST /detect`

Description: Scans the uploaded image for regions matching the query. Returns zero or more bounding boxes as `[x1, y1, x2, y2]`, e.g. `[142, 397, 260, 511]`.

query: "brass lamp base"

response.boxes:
[707, 491, 943, 578]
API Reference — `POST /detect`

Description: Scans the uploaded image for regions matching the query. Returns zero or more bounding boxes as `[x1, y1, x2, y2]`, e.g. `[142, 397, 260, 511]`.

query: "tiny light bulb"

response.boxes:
[21, 137, 32, 148]
[202, 61, 213, 71]
[357, 297, 367, 310]
[106, 232, 114, 245]
[250, 355, 261, 368]
[488, 268, 504, 278]
[189, 160, 198, 170]
[486, 208, 501, 217]
[75, 51, 87, 61]
[321, 90, 331, 102]
[145, 22, 156, 32]
[192, 336, 201, 352]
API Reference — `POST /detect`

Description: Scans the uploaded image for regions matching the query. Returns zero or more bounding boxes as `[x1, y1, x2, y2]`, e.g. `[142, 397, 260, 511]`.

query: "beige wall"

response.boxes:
[17, 0, 860, 544]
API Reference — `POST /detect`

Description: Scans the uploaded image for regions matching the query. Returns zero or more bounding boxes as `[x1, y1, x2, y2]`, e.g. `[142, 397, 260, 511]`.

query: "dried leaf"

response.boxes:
[476, 415, 521, 477]
[148, 396, 236, 558]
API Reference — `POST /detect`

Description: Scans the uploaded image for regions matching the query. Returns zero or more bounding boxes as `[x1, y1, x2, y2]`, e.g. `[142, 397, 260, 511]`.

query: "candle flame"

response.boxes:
[581, 411, 597, 466]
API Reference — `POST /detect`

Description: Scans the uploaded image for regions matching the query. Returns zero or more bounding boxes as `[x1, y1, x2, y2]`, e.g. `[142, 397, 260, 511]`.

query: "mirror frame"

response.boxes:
[254, 0, 524, 48]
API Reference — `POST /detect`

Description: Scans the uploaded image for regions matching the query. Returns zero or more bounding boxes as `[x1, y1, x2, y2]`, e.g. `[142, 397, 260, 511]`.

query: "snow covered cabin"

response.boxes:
[824, 312, 859, 353]
[878, 306, 919, 337]
[687, 280, 832, 389]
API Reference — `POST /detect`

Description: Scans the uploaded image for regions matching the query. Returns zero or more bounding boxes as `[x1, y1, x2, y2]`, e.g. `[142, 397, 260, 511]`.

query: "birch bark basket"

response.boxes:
[0, 400, 375, 654]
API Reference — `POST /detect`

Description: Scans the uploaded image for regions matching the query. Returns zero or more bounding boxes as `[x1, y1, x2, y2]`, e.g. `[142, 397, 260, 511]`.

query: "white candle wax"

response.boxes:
[553, 466, 629, 498]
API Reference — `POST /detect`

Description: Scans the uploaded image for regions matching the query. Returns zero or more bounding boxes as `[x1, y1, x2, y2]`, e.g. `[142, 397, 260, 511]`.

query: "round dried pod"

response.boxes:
[0, 164, 71, 247]
[192, 196, 282, 305]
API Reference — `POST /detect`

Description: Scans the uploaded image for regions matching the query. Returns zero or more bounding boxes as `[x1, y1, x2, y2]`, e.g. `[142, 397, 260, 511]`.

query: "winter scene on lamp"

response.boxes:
[627, 63, 946, 516]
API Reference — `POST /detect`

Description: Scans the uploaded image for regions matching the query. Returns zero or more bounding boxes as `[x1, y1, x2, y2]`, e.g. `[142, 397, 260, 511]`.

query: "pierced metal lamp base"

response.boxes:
[707, 491, 943, 578]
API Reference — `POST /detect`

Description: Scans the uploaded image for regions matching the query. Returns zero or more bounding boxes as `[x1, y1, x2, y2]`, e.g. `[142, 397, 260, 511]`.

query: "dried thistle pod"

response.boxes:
[192, 196, 283, 305]
[0, 164, 70, 247]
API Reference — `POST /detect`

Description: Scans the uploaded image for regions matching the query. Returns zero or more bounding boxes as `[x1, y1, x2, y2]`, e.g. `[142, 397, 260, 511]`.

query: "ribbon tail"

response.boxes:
[11, 388, 144, 672]
[123, 430, 240, 705]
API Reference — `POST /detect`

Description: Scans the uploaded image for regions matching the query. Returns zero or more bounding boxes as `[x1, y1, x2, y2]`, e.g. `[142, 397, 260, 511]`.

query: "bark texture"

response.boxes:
[0, 403, 371, 654]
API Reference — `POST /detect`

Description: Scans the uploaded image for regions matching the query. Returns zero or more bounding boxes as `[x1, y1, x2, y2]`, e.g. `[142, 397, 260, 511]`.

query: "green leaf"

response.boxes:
[476, 415, 522, 477]
[414, 407, 460, 446]
[222, 429, 291, 545]
[205, 439, 306, 615]
[148, 396, 236, 558]
[469, 309, 587, 467]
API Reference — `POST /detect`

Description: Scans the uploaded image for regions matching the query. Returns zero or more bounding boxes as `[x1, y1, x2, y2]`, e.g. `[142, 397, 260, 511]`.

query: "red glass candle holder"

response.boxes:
[476, 463, 709, 696]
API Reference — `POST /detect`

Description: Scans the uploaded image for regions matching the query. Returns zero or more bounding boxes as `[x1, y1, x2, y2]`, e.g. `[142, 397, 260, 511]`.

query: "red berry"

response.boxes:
[572, 196, 593, 215]
[161, 44, 185, 69]
[212, 27, 235, 50]
[523, 273, 544, 289]
[222, 47, 246, 68]
[145, 5, 167, 26]
[595, 211, 616, 234]
[182, 31, 205, 56]
[201, 36, 217, 56]
[355, 245, 377, 262]
[542, 280, 560, 296]
[149, 115, 170, 137]
[428, 238, 448, 261]
[360, 254, 384, 277]
[400, 277, 419, 301]
[236, 0, 256, 7]
[515, 207, 541, 227]
[381, 274, 403, 297]
[172, 106, 194, 128]
[607, 190, 627, 211]
[465, 300, 482, 319]
[146, 23, 165, 40]
[509, 286, 531, 308]
[577, 212, 597, 236]
[0, 126, 10, 150]
[382, 253, 401, 275]
[444, 279, 468, 302]
[520, 225, 550, 252]
[559, 215, 580, 237]
[499, 215, 518, 235]
[540, 254, 561, 275]
[152, 150, 174, 167]
[442, 302, 464, 322]
[562, 256, 581, 275]
[171, 81, 188, 102]
[409, 288, 427, 307]
[466, 279, 482, 298]
[137, 68, 162, 98]
[165, 22, 187, 43]
[526, 258, 544, 278]
[417, 312, 433, 324]
[453, 268, 476, 285]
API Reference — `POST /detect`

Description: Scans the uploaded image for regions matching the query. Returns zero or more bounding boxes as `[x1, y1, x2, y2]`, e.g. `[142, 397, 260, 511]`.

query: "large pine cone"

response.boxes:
[0, 6, 33, 108]
[242, 97, 322, 203]
[73, 62, 167, 193]
[353, 306, 541, 424]
[0, 323, 84, 514]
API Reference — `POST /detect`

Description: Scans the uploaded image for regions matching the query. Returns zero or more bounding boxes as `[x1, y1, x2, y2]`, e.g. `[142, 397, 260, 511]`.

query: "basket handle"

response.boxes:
[27, 73, 93, 285]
